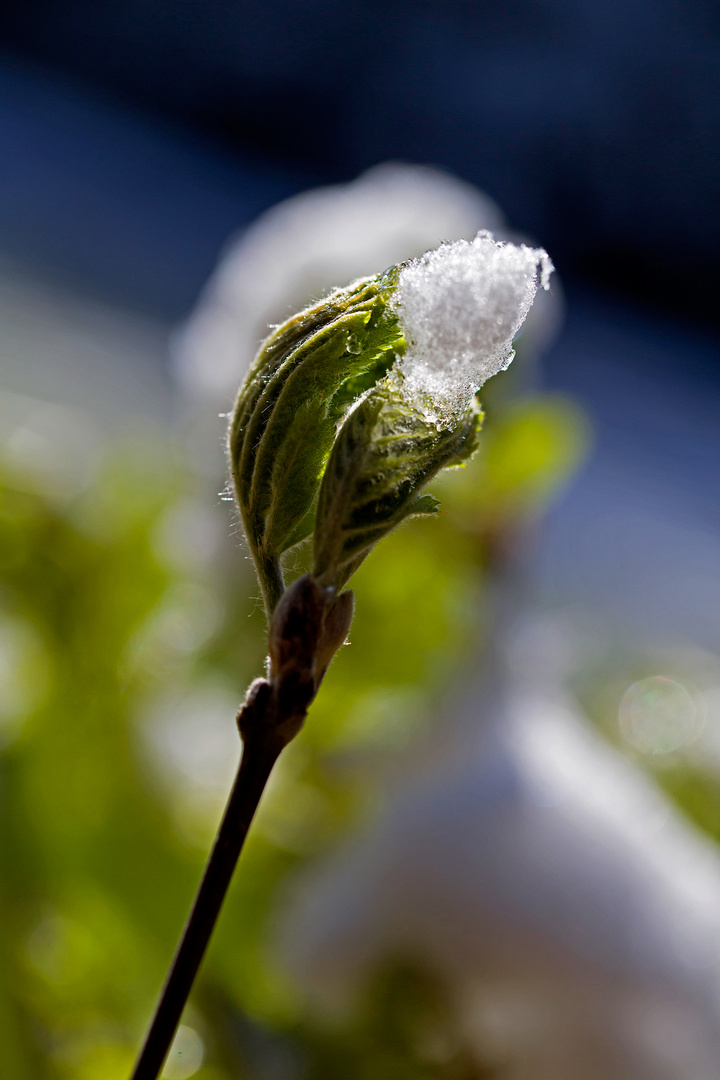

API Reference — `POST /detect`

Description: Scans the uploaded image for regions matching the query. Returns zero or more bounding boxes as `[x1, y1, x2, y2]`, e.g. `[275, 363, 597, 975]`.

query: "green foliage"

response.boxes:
[313, 389, 482, 589]
[229, 272, 404, 612]
[0, 456, 186, 1078]
[17, 380, 720, 1080]
[0, 385, 590, 1071]
[230, 261, 489, 617]
[0, 429, 491, 1078]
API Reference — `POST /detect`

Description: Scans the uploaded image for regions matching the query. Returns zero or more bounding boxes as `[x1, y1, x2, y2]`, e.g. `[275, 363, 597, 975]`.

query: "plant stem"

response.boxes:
[258, 553, 285, 618]
[130, 731, 281, 1080]
[131, 574, 337, 1079]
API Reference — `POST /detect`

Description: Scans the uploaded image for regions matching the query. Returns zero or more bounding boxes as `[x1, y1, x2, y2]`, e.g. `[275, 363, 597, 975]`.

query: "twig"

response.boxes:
[130, 575, 351, 1080]
[130, 724, 280, 1080]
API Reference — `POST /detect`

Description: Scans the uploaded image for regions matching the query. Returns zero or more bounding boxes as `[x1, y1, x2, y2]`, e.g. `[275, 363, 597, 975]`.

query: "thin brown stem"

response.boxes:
[130, 574, 347, 1080]
[130, 732, 281, 1080]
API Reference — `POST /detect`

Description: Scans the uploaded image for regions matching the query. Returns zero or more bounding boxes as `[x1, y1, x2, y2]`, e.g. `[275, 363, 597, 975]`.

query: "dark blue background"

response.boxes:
[0, 0, 718, 333]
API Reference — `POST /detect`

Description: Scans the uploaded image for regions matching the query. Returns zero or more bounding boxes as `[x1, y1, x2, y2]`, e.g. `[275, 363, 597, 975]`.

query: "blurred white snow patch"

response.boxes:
[393, 233, 553, 423]
[173, 163, 506, 401]
[275, 605, 720, 1078]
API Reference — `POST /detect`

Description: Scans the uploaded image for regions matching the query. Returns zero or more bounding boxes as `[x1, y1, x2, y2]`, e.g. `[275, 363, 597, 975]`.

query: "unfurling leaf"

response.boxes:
[228, 234, 551, 615]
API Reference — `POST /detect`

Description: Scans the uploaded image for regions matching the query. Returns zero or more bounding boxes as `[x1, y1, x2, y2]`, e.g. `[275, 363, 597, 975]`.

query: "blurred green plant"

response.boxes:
[0, 383, 595, 1079]
[0, 228, 609, 1080]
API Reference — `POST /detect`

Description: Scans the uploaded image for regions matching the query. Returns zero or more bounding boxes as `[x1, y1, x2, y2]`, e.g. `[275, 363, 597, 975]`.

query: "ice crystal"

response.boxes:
[391, 231, 553, 423]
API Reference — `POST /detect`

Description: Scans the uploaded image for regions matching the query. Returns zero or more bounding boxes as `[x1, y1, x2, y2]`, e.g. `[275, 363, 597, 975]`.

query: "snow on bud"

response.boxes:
[229, 232, 552, 613]
[391, 231, 553, 423]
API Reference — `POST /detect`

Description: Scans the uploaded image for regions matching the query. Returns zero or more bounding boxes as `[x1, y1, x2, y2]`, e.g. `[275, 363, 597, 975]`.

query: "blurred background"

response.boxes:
[0, 2, 719, 1078]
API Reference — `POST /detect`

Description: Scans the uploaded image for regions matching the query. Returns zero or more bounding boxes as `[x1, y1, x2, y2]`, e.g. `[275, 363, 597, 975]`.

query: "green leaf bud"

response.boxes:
[312, 387, 482, 590]
[228, 232, 552, 614]
[229, 269, 403, 612]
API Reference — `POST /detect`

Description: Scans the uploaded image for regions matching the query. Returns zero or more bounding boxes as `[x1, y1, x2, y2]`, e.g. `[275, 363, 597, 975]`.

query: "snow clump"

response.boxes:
[392, 231, 553, 423]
